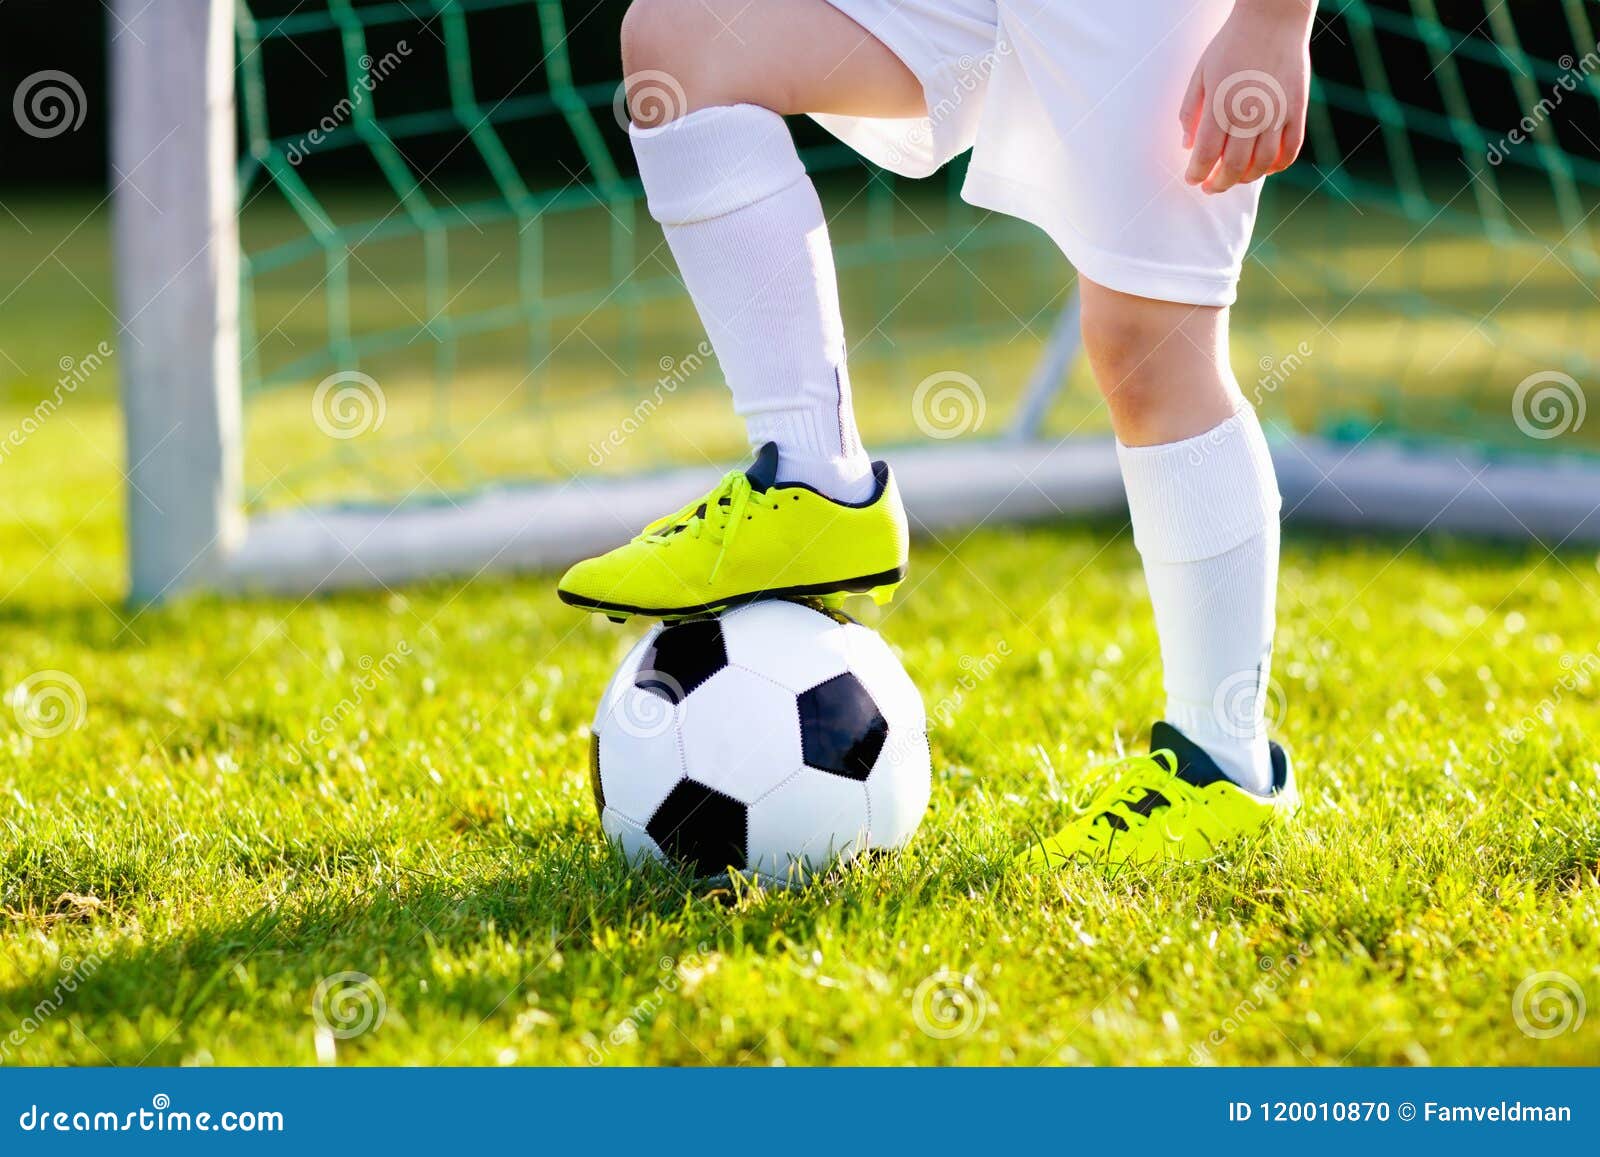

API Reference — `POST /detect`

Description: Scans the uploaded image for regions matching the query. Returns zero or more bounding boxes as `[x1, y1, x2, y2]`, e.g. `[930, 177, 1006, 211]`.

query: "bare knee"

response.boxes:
[621, 0, 708, 119]
[620, 0, 784, 122]
[1078, 281, 1235, 444]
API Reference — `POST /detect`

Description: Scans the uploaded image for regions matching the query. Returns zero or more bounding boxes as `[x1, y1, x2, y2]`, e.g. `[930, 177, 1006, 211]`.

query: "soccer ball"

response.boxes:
[589, 600, 930, 881]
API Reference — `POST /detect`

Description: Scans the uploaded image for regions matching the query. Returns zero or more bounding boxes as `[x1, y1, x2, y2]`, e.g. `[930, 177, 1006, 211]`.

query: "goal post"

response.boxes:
[113, 0, 244, 602]
[112, 0, 1600, 603]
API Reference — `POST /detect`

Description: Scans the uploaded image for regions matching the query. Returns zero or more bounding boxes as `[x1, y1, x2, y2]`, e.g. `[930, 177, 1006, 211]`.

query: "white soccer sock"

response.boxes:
[631, 104, 874, 502]
[1117, 405, 1282, 794]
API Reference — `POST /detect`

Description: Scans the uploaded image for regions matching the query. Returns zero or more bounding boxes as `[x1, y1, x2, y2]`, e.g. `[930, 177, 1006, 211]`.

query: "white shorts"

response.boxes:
[812, 0, 1262, 306]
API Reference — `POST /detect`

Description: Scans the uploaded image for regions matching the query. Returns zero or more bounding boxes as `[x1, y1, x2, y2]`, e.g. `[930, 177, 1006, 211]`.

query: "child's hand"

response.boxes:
[1180, 0, 1315, 194]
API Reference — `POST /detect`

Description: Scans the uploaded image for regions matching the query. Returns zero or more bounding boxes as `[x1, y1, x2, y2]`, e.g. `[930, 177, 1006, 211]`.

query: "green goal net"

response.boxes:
[231, 0, 1599, 519]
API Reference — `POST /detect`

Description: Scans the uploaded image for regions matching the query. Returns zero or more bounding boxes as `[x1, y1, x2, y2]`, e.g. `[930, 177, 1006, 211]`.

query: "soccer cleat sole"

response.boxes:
[559, 567, 906, 623]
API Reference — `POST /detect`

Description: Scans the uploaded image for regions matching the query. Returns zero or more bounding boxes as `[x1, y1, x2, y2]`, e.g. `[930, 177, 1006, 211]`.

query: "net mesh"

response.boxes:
[233, 0, 1600, 513]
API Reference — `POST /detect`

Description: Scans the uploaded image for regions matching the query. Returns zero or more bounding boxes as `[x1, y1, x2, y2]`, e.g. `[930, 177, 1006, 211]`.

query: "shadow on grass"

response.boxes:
[0, 816, 1013, 1063]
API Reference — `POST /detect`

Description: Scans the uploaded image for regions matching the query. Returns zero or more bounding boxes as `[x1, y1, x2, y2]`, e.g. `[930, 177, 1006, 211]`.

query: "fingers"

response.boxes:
[1179, 69, 1205, 150]
[1185, 82, 1306, 193]
[1239, 127, 1284, 185]
[1185, 98, 1228, 186]
[1278, 114, 1305, 172]
[1202, 129, 1256, 194]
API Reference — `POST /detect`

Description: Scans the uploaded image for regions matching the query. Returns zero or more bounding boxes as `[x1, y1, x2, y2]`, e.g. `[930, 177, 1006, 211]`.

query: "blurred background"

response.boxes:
[3, 0, 1596, 551]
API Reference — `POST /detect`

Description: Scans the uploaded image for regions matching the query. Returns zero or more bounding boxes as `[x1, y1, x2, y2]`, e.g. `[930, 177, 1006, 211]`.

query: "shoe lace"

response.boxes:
[1076, 749, 1192, 845]
[635, 468, 757, 583]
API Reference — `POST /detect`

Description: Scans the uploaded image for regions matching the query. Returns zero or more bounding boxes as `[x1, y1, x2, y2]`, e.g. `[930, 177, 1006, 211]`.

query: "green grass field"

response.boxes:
[2, 194, 1598, 1067]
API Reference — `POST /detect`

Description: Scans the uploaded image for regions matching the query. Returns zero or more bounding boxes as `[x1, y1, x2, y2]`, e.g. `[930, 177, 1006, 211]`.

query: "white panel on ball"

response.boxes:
[747, 771, 871, 877]
[720, 600, 852, 693]
[866, 730, 933, 849]
[601, 807, 664, 864]
[596, 694, 684, 824]
[593, 628, 659, 731]
[678, 666, 806, 804]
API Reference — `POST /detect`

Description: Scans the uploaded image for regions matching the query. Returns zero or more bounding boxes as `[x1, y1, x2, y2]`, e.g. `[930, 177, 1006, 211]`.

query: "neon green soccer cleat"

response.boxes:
[557, 443, 909, 621]
[1016, 722, 1299, 872]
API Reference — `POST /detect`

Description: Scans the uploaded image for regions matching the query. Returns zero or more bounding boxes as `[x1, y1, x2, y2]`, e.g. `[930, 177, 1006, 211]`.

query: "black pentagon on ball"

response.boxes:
[646, 779, 748, 874]
[798, 672, 888, 781]
[635, 618, 727, 704]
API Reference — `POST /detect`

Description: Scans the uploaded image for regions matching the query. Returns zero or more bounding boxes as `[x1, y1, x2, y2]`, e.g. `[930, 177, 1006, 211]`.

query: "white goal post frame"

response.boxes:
[113, 0, 1600, 604]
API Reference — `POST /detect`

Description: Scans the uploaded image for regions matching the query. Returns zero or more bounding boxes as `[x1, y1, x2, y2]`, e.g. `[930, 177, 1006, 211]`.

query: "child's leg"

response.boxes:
[621, 0, 923, 500]
[1080, 278, 1281, 794]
